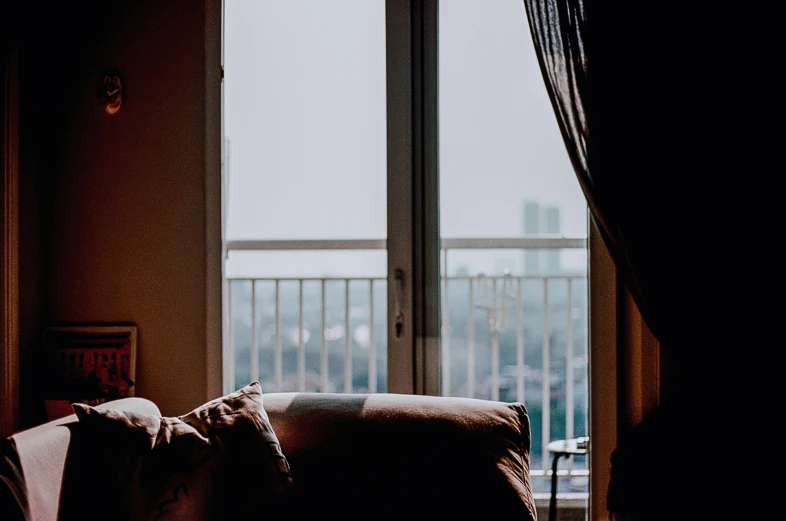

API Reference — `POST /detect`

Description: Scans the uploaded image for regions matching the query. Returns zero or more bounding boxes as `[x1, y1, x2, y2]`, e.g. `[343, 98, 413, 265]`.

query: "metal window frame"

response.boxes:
[214, 4, 614, 518]
[386, 0, 440, 396]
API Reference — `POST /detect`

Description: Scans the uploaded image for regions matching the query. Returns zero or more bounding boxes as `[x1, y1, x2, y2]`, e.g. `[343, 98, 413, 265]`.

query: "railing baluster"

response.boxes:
[274, 280, 281, 392]
[250, 280, 258, 384]
[468, 279, 475, 398]
[225, 273, 583, 406]
[566, 278, 575, 474]
[226, 281, 235, 394]
[321, 279, 328, 392]
[344, 279, 351, 393]
[369, 280, 376, 393]
[517, 277, 524, 404]
[298, 279, 305, 392]
[491, 278, 499, 402]
[542, 278, 550, 470]
[443, 269, 451, 397]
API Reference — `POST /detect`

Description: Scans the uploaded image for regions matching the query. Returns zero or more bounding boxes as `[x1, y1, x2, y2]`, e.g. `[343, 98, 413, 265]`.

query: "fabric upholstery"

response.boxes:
[3, 397, 161, 521]
[262, 392, 537, 520]
[65, 404, 220, 521]
[3, 388, 536, 521]
[0, 438, 30, 521]
[178, 381, 294, 515]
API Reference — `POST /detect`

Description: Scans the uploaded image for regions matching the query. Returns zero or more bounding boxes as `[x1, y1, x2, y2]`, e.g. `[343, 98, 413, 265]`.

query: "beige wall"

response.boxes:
[588, 218, 616, 521]
[18, 0, 215, 419]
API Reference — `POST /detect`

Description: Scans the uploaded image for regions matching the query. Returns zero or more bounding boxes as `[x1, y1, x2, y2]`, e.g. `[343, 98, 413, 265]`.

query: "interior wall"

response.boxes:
[17, 0, 210, 421]
[620, 287, 660, 431]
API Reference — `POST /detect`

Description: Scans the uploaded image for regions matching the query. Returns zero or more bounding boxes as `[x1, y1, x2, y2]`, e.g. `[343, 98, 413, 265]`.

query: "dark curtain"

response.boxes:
[521, 1, 764, 520]
[521, 0, 730, 362]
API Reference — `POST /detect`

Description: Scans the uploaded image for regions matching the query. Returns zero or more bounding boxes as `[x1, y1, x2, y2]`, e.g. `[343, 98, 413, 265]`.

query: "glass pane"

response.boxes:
[224, 0, 386, 241]
[224, 0, 387, 393]
[439, 0, 589, 501]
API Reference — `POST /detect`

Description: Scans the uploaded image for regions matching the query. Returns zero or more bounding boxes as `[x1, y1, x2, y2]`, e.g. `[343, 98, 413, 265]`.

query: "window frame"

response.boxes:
[209, 3, 618, 519]
[385, 0, 441, 396]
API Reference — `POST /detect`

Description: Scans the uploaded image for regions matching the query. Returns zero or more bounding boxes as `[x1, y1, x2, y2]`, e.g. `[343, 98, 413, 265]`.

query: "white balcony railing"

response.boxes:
[224, 237, 589, 497]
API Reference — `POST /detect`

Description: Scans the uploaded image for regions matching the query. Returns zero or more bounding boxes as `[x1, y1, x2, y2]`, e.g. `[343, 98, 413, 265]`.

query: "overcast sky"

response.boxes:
[223, 0, 587, 278]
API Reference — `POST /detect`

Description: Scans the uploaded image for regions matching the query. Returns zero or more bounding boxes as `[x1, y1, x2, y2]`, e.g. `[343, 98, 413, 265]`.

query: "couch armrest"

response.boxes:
[263, 392, 537, 520]
[2, 397, 160, 521]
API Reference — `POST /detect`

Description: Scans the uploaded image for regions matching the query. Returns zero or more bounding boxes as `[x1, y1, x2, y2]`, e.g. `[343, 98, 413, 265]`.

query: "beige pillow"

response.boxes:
[178, 381, 294, 513]
[65, 404, 215, 521]
[68, 381, 292, 520]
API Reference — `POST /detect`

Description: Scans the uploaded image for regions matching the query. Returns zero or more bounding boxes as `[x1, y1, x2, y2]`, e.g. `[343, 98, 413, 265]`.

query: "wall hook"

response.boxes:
[99, 70, 123, 115]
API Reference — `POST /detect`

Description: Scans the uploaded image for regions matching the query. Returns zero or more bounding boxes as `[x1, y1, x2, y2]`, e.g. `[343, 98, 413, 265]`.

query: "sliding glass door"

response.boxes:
[223, 2, 588, 475]
[223, 1, 590, 507]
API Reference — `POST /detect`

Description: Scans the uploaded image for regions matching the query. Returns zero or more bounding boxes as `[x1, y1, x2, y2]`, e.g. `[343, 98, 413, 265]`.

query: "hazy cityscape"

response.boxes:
[226, 201, 589, 494]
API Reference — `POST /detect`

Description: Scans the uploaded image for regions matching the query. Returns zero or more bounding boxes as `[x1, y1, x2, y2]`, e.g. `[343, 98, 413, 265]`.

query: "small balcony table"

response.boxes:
[546, 436, 589, 521]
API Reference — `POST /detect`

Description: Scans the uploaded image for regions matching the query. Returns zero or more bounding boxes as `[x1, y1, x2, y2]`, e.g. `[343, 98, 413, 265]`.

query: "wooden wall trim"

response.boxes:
[1, 42, 20, 437]
[205, 0, 224, 400]
[621, 285, 660, 428]
[588, 216, 617, 521]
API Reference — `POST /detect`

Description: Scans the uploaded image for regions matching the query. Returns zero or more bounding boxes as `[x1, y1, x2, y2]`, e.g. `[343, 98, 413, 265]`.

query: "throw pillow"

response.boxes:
[67, 381, 292, 521]
[178, 381, 294, 516]
[70, 405, 219, 521]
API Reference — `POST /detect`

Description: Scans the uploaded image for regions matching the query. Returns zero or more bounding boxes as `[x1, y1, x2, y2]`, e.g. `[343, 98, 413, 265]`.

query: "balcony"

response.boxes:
[225, 237, 588, 518]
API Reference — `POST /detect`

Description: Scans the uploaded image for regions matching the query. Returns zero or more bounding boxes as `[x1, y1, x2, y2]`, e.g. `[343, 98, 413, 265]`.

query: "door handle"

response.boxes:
[393, 268, 404, 338]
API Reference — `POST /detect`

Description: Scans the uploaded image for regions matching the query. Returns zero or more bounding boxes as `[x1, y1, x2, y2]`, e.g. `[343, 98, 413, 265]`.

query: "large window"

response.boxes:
[223, 0, 589, 505]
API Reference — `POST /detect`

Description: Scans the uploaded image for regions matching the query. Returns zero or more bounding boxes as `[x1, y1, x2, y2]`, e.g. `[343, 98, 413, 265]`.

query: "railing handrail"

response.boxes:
[225, 274, 586, 281]
[227, 239, 386, 251]
[226, 236, 587, 252]
[441, 236, 586, 249]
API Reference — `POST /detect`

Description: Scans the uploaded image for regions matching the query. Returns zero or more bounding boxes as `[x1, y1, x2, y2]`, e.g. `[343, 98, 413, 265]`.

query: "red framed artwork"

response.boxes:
[44, 325, 137, 418]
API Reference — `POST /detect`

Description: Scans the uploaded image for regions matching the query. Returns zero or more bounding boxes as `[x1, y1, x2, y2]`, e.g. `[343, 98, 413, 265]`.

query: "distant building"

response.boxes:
[545, 206, 561, 275]
[522, 201, 540, 275]
[521, 200, 562, 275]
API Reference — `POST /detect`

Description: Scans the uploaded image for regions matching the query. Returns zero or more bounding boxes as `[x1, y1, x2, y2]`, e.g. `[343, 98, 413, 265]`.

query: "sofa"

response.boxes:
[0, 382, 538, 520]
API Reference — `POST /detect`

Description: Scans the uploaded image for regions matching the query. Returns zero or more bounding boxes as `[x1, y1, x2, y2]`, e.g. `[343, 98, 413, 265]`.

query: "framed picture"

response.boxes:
[44, 325, 137, 409]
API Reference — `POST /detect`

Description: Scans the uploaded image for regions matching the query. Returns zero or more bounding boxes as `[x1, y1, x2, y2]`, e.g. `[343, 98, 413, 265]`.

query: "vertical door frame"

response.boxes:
[205, 0, 225, 400]
[386, 0, 415, 394]
[1, 34, 20, 437]
[386, 0, 441, 396]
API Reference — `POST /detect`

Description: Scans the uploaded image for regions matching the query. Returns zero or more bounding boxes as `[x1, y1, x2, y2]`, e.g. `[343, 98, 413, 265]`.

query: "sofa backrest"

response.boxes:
[1, 393, 537, 521]
[0, 397, 161, 521]
[262, 392, 537, 520]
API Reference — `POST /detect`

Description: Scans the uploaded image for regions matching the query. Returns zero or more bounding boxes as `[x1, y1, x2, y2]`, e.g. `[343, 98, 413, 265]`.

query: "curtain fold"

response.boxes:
[522, 0, 661, 345]
[522, 0, 746, 358]
[521, 1, 749, 519]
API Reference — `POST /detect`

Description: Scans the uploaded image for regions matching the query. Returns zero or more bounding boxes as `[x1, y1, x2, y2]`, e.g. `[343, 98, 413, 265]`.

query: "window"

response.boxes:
[221, 0, 591, 510]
